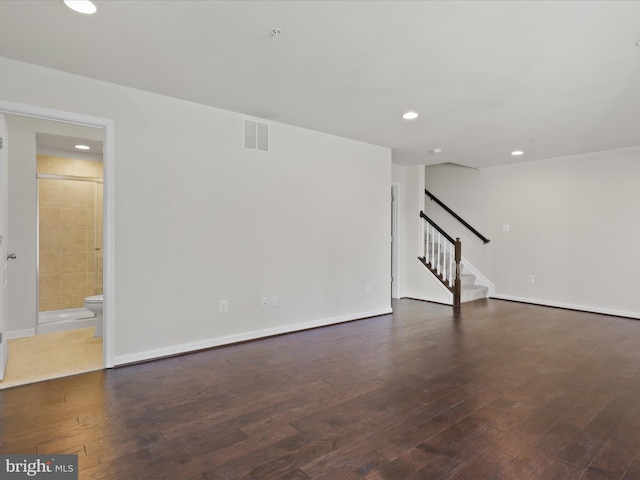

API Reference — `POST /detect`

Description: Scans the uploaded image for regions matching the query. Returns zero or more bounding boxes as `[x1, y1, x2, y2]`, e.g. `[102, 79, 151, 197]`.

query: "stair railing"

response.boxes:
[419, 211, 462, 306]
[425, 188, 490, 244]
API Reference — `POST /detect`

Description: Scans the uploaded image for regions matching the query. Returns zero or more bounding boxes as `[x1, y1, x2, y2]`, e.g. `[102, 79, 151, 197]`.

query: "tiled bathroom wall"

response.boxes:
[37, 155, 103, 312]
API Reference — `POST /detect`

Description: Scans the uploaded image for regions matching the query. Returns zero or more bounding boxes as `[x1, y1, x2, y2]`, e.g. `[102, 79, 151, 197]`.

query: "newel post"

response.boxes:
[453, 237, 462, 307]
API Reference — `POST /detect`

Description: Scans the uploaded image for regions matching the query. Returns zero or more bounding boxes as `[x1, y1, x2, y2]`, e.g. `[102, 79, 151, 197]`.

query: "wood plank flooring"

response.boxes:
[2, 298, 640, 479]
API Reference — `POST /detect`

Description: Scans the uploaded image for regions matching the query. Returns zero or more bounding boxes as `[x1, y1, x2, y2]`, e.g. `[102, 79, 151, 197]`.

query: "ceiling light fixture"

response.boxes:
[75, 144, 91, 150]
[511, 150, 524, 156]
[63, 0, 97, 15]
[402, 111, 418, 120]
[269, 28, 281, 37]
[431, 148, 443, 154]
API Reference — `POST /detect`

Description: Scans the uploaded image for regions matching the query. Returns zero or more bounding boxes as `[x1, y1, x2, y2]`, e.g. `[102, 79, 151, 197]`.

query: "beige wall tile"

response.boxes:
[60, 208, 88, 230]
[60, 295, 86, 310]
[39, 229, 60, 253]
[60, 274, 91, 297]
[37, 155, 103, 178]
[39, 275, 60, 298]
[87, 228, 95, 250]
[60, 230, 88, 253]
[87, 209, 95, 229]
[60, 251, 88, 274]
[60, 183, 91, 209]
[39, 181, 62, 208]
[86, 274, 96, 294]
[87, 251, 95, 273]
[39, 252, 61, 276]
[37, 159, 103, 314]
[39, 297, 61, 312]
[39, 207, 61, 230]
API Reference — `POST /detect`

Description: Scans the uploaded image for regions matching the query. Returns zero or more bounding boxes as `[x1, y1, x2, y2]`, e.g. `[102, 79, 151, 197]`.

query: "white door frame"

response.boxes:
[391, 184, 399, 299]
[0, 100, 115, 368]
[0, 114, 8, 379]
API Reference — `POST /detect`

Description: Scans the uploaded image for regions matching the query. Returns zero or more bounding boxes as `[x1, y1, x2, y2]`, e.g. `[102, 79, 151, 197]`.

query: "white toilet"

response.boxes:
[84, 294, 103, 337]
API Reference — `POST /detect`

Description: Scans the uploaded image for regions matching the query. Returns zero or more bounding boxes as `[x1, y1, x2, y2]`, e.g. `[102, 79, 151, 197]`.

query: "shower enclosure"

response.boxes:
[36, 155, 103, 334]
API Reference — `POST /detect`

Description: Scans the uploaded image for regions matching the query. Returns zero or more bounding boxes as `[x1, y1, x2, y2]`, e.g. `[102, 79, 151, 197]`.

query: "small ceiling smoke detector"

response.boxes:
[511, 150, 524, 156]
[402, 111, 418, 120]
[75, 144, 91, 150]
[431, 148, 443, 154]
[64, 0, 97, 14]
[269, 28, 281, 37]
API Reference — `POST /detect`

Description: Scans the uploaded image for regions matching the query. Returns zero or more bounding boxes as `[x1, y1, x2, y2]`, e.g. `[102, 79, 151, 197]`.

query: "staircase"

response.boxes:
[418, 189, 493, 306]
[419, 235, 489, 304]
[459, 266, 489, 303]
[419, 203, 490, 307]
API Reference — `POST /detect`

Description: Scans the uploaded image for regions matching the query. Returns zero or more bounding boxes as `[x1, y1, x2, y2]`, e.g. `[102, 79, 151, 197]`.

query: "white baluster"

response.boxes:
[437, 232, 441, 275]
[432, 231, 436, 271]
[425, 223, 429, 263]
[428, 225, 433, 265]
[448, 241, 453, 286]
[422, 220, 426, 259]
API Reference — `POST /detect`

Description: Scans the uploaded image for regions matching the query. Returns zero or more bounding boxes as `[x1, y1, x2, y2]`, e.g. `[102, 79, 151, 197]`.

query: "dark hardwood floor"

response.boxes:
[2, 298, 640, 479]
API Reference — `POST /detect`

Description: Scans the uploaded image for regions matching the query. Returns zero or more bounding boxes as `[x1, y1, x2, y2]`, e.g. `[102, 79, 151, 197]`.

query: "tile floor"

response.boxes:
[0, 327, 103, 389]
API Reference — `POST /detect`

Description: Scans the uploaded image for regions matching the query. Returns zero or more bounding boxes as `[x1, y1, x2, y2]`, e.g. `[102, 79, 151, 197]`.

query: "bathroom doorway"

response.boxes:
[0, 101, 114, 388]
[36, 134, 104, 336]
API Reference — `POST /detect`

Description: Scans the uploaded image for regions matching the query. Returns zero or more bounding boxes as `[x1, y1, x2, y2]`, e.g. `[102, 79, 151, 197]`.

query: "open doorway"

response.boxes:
[0, 101, 114, 389]
[36, 132, 104, 335]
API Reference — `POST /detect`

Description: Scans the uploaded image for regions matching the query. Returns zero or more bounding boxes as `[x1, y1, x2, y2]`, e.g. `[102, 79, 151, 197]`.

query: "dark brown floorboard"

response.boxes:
[2, 298, 640, 479]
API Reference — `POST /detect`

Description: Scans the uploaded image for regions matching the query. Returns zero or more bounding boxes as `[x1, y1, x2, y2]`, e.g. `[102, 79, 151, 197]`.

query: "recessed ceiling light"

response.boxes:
[402, 111, 419, 120]
[269, 28, 281, 37]
[64, 0, 97, 15]
[75, 144, 91, 150]
[511, 150, 524, 156]
[431, 148, 443, 154]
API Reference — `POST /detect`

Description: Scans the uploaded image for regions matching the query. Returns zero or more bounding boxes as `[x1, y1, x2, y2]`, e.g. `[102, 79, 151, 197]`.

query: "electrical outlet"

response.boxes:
[219, 300, 228, 313]
[366, 283, 372, 294]
[271, 295, 278, 307]
[503, 224, 510, 232]
[261, 297, 268, 309]
[528, 275, 535, 283]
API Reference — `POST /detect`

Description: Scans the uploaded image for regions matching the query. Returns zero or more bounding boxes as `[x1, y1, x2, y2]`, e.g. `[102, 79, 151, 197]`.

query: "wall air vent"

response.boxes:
[243, 119, 269, 152]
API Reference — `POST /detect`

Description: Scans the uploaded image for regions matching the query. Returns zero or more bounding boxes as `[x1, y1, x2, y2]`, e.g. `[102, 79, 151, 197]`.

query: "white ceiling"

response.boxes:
[1, 0, 639, 168]
[36, 132, 103, 162]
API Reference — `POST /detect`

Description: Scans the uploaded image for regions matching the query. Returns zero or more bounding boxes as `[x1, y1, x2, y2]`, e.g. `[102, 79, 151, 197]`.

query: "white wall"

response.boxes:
[0, 57, 392, 363]
[422, 149, 640, 318]
[392, 164, 452, 304]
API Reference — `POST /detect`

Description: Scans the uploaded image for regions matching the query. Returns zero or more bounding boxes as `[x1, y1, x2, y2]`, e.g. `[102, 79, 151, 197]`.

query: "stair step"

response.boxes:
[460, 273, 476, 287]
[419, 255, 488, 304]
[460, 284, 489, 303]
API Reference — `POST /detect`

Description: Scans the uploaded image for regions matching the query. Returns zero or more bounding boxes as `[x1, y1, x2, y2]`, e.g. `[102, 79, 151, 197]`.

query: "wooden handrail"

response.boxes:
[420, 211, 455, 244]
[425, 188, 490, 244]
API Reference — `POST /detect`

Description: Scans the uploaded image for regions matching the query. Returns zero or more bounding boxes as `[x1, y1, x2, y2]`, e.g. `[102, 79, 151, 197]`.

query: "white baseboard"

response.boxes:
[491, 294, 640, 320]
[114, 308, 393, 366]
[7, 328, 36, 339]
